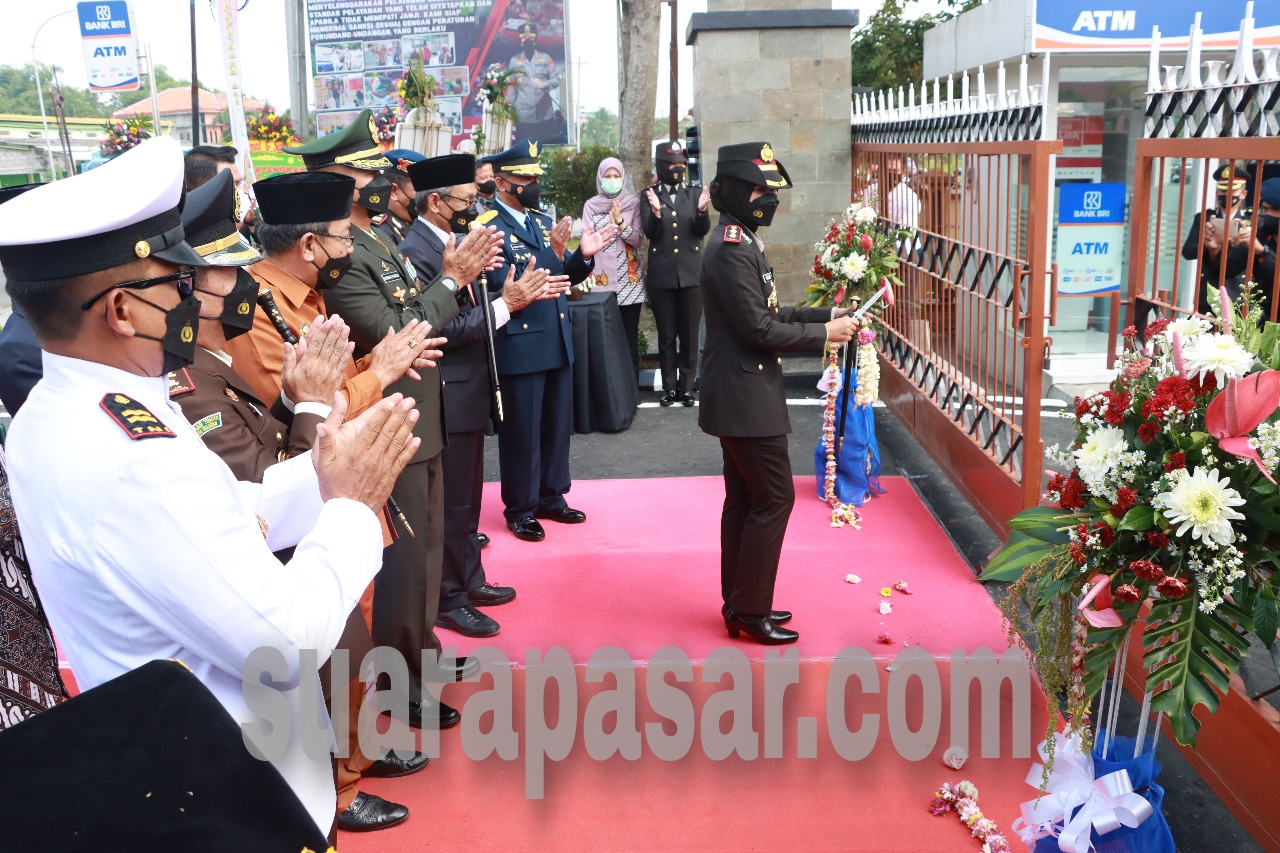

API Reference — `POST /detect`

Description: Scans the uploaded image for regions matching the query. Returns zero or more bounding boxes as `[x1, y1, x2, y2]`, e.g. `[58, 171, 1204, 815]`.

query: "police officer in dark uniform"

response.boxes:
[699, 142, 856, 645]
[283, 110, 497, 731]
[1183, 164, 1260, 314]
[374, 148, 426, 246]
[0, 183, 42, 416]
[641, 141, 711, 406]
[483, 138, 617, 541]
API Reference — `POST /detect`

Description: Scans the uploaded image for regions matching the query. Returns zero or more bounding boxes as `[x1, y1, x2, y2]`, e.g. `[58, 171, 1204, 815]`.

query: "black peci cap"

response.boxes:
[408, 153, 477, 191]
[253, 172, 355, 225]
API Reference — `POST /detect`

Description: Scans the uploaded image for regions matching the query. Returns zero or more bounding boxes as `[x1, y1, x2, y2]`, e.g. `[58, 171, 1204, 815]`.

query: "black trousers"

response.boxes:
[649, 286, 702, 393]
[498, 364, 572, 521]
[372, 453, 444, 702]
[719, 435, 795, 616]
[619, 302, 643, 376]
[439, 428, 488, 612]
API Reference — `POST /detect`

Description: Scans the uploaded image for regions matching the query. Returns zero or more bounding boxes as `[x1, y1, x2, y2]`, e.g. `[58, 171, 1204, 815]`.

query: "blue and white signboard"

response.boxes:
[77, 2, 140, 92]
[1034, 0, 1280, 52]
[1057, 183, 1126, 295]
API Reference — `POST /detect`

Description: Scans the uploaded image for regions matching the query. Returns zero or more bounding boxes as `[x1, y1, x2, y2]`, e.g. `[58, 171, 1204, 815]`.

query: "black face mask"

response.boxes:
[130, 292, 202, 374]
[312, 242, 354, 290]
[446, 200, 479, 234]
[406, 196, 420, 221]
[522, 41, 536, 58]
[357, 175, 393, 214]
[657, 162, 685, 186]
[747, 193, 779, 228]
[200, 267, 258, 341]
[477, 180, 496, 196]
[1259, 214, 1279, 240]
[513, 179, 541, 209]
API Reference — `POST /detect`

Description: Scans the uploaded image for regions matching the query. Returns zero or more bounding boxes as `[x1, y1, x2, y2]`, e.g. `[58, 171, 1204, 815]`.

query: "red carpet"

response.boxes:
[340, 476, 1050, 852]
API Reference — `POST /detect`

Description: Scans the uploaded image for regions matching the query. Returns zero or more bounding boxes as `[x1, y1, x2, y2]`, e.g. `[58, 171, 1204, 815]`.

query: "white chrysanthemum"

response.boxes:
[854, 206, 878, 225]
[1182, 333, 1254, 386]
[1073, 426, 1126, 492]
[840, 251, 869, 282]
[1154, 467, 1245, 546]
[1167, 316, 1211, 340]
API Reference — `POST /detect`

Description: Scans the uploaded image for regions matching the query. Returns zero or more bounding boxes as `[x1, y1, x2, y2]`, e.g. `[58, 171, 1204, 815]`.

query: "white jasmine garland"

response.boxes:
[1154, 467, 1245, 546]
[1182, 333, 1255, 386]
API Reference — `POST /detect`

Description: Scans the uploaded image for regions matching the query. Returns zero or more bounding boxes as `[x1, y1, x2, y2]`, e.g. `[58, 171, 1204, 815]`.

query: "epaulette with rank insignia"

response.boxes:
[100, 394, 176, 440]
[724, 225, 742, 243]
[167, 368, 196, 397]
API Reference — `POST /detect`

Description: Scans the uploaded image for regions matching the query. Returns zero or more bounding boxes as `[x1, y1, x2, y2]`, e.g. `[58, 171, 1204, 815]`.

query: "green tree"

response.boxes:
[541, 144, 620, 218]
[579, 107, 619, 149]
[651, 114, 689, 144]
[849, 0, 983, 93]
[0, 63, 112, 117]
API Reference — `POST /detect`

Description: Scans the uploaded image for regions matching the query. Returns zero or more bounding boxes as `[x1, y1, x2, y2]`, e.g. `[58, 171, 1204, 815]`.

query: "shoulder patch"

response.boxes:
[724, 225, 742, 243]
[167, 368, 196, 397]
[99, 394, 176, 440]
[192, 412, 223, 438]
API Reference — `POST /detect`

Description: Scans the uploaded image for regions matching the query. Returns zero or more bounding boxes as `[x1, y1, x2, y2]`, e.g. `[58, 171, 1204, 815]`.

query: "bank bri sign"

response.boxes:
[1056, 183, 1126, 295]
[1034, 0, 1280, 51]
[77, 2, 140, 93]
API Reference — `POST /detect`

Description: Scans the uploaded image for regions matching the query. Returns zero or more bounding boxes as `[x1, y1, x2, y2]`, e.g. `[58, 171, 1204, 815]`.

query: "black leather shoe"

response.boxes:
[363, 749, 430, 778]
[659, 390, 679, 406]
[408, 694, 461, 729]
[474, 532, 491, 549]
[469, 582, 516, 606]
[722, 605, 792, 625]
[534, 505, 586, 524]
[436, 604, 500, 637]
[336, 792, 409, 832]
[679, 391, 696, 407]
[726, 612, 799, 645]
[507, 516, 545, 541]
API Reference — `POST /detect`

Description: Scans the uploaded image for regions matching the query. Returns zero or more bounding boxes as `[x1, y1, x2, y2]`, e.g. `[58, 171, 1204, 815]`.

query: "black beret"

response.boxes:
[254, 172, 355, 225]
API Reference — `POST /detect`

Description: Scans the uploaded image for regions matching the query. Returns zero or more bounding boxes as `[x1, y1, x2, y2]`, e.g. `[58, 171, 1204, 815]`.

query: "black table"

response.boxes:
[567, 291, 639, 433]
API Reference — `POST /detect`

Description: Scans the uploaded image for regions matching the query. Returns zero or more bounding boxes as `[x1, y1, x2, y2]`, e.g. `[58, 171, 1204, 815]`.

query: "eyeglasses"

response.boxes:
[312, 232, 355, 249]
[80, 267, 195, 311]
[439, 193, 477, 207]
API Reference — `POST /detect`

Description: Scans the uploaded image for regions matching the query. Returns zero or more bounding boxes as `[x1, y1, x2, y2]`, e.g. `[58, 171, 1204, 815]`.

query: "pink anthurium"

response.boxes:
[1078, 574, 1124, 628]
[881, 278, 895, 307]
[1205, 370, 1280, 483]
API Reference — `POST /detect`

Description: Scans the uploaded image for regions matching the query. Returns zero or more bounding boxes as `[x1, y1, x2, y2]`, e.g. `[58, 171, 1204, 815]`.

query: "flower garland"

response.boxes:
[929, 781, 1011, 852]
[247, 106, 298, 146]
[854, 326, 880, 406]
[821, 342, 862, 529]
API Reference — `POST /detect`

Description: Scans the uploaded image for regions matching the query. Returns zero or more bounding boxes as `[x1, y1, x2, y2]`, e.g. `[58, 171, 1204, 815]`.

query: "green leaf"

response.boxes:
[980, 531, 1060, 582]
[1006, 506, 1081, 544]
[1143, 591, 1248, 746]
[1117, 506, 1155, 532]
[1255, 584, 1279, 648]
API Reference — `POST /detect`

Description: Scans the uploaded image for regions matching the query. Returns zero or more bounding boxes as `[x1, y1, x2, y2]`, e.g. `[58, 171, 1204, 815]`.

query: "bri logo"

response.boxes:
[1071, 10, 1136, 31]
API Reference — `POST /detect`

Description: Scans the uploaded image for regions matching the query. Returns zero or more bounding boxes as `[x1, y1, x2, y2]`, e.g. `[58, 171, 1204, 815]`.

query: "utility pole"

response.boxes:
[190, 0, 201, 145]
[32, 11, 72, 180]
[667, 0, 678, 143]
[284, 0, 310, 139]
[145, 44, 162, 136]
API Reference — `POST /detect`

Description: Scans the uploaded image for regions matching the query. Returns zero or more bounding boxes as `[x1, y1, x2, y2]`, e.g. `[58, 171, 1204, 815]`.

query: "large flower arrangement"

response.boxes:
[474, 63, 519, 124]
[247, 106, 298, 146]
[100, 116, 151, 156]
[395, 55, 435, 113]
[808, 200, 905, 527]
[984, 287, 1280, 750]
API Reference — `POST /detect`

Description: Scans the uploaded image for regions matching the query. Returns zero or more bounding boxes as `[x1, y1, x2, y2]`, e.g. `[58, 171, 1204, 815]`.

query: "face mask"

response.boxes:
[446, 200, 479, 234]
[514, 179, 541, 209]
[747, 193, 779, 228]
[406, 195, 420, 221]
[208, 267, 259, 340]
[131, 292, 202, 374]
[312, 241, 354, 290]
[657, 162, 684, 185]
[522, 41, 536, 58]
[357, 174, 393, 214]
[601, 177, 624, 196]
[477, 180, 496, 196]
[1260, 214, 1279, 240]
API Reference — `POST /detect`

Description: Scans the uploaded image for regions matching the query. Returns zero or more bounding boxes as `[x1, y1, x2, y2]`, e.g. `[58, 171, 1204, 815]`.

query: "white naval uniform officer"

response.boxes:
[0, 137, 423, 836]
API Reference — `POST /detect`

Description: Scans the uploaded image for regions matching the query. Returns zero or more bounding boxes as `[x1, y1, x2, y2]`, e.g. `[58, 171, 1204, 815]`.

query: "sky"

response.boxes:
[3, 0, 883, 120]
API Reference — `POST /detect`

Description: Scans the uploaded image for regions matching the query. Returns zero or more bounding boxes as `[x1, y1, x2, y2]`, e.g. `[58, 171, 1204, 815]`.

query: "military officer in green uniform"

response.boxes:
[283, 111, 500, 735]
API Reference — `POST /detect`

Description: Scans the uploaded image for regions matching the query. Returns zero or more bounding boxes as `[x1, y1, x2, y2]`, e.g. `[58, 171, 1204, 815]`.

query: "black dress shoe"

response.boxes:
[475, 532, 491, 549]
[726, 612, 799, 645]
[336, 792, 409, 832]
[363, 749, 430, 778]
[408, 694, 461, 729]
[659, 390, 679, 406]
[469, 581, 516, 606]
[534, 505, 586, 524]
[722, 605, 792, 625]
[679, 391, 697, 407]
[436, 604, 500, 638]
[507, 516, 545, 541]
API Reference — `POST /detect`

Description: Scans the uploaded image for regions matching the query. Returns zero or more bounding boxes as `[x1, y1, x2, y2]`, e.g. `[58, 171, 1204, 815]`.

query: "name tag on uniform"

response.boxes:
[382, 271, 403, 285]
[763, 271, 774, 284]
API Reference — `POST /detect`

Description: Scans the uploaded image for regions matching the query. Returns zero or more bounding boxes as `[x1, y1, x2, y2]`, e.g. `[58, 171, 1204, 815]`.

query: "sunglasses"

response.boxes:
[80, 267, 195, 311]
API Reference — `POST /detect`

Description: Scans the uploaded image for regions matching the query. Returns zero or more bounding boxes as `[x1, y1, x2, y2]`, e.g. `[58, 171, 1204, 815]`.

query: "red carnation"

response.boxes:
[1059, 473, 1087, 510]
[1147, 530, 1169, 548]
[1069, 542, 1087, 565]
[1110, 487, 1138, 518]
[1157, 576, 1189, 598]
[1105, 392, 1131, 425]
[1123, 325, 1138, 338]
[1129, 559, 1163, 580]
[1165, 452, 1186, 472]
[1092, 520, 1117, 547]
[1146, 318, 1172, 337]
[1114, 583, 1141, 603]
[1138, 422, 1159, 443]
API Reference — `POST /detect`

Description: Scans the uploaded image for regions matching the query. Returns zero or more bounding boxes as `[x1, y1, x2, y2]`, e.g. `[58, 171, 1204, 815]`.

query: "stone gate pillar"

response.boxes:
[688, 1, 857, 305]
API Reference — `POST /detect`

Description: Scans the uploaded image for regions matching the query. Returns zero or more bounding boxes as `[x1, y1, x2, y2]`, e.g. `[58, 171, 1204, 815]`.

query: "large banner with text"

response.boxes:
[303, 0, 567, 147]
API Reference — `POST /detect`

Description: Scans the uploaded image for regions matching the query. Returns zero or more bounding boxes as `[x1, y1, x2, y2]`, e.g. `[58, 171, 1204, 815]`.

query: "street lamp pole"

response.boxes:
[32, 11, 73, 181]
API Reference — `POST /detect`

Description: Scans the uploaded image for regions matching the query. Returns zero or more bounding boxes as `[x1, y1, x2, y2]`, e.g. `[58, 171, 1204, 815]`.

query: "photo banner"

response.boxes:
[303, 0, 568, 148]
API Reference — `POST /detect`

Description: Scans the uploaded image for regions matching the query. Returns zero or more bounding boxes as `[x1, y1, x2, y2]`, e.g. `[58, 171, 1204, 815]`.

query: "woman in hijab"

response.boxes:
[582, 157, 647, 376]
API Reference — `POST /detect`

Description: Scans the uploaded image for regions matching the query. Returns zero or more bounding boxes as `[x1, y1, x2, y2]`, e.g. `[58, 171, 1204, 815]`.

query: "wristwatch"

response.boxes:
[440, 276, 457, 292]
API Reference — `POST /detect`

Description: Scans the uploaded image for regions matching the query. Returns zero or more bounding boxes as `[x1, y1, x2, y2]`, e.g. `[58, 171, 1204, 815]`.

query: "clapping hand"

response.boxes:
[313, 392, 420, 514]
[549, 216, 573, 257]
[646, 188, 661, 216]
[367, 319, 444, 388]
[281, 314, 354, 405]
[698, 185, 711, 212]
[443, 226, 502, 284]
[610, 200, 624, 226]
[579, 217, 619, 259]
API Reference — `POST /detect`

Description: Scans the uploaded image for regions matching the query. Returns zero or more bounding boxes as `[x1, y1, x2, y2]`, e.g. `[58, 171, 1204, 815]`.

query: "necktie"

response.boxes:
[525, 213, 538, 247]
